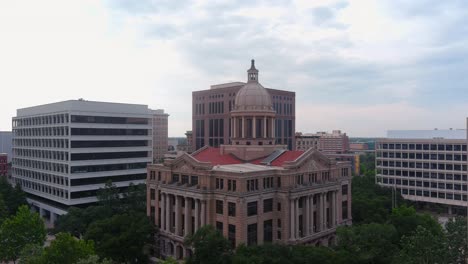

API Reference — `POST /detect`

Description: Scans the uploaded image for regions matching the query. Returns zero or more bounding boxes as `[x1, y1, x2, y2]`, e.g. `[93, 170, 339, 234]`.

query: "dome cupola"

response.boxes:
[233, 60, 274, 113]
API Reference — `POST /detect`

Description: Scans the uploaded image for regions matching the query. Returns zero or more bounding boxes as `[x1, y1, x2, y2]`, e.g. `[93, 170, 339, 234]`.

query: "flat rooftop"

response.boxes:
[387, 130, 466, 140]
[212, 163, 282, 173]
[16, 100, 151, 117]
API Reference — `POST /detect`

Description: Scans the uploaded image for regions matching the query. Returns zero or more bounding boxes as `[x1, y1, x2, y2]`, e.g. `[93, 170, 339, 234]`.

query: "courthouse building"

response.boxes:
[147, 61, 352, 260]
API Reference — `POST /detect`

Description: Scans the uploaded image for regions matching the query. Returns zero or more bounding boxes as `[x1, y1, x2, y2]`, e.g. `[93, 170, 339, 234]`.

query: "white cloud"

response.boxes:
[297, 102, 468, 137]
[0, 0, 467, 137]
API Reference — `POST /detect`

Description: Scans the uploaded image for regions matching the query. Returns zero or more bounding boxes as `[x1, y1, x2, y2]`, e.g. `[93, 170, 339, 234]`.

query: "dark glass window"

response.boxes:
[263, 199, 273, 213]
[228, 224, 236, 247]
[182, 175, 189, 184]
[70, 162, 147, 173]
[247, 201, 258, 216]
[216, 200, 223, 214]
[263, 220, 273, 243]
[342, 184, 348, 195]
[71, 151, 148, 161]
[216, 221, 223, 233]
[71, 140, 148, 148]
[71, 128, 148, 136]
[191, 176, 199, 186]
[342, 201, 348, 220]
[247, 223, 257, 246]
[71, 173, 146, 186]
[228, 202, 236, 217]
[71, 115, 148, 124]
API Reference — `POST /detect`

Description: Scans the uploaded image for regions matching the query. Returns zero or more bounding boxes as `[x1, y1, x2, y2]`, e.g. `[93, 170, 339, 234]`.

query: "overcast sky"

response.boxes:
[1, 0, 468, 137]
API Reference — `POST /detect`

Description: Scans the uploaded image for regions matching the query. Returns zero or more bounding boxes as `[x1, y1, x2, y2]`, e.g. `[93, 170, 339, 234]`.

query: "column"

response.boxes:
[155, 189, 160, 226]
[166, 194, 171, 232]
[161, 193, 166, 231]
[253, 116, 256, 138]
[332, 191, 336, 227]
[50, 212, 56, 224]
[263, 117, 267, 138]
[290, 199, 295, 240]
[305, 196, 309, 236]
[233, 117, 236, 138]
[184, 197, 190, 237]
[271, 118, 275, 138]
[194, 199, 200, 232]
[310, 195, 314, 234]
[242, 117, 245, 138]
[295, 198, 299, 238]
[201, 200, 206, 226]
[347, 185, 352, 220]
[319, 193, 325, 231]
[175, 196, 181, 236]
[39, 207, 45, 218]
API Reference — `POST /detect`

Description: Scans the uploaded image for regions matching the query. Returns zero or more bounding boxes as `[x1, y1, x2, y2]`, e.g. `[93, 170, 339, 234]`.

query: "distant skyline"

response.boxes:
[1, 0, 468, 137]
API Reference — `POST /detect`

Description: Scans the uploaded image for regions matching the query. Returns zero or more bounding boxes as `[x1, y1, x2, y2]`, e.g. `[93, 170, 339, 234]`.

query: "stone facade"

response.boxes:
[147, 61, 352, 260]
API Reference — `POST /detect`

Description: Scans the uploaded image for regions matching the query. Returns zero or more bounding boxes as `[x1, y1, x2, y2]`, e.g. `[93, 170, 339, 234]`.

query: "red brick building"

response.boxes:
[192, 61, 296, 151]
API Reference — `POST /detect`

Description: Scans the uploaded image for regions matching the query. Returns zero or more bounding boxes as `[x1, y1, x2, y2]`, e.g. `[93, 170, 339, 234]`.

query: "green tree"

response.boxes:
[336, 223, 399, 264]
[121, 183, 146, 213]
[40, 232, 95, 264]
[160, 257, 180, 264]
[351, 172, 403, 224]
[0, 193, 8, 223]
[18, 243, 43, 264]
[389, 205, 442, 240]
[233, 243, 343, 264]
[0, 205, 46, 263]
[0, 177, 27, 215]
[96, 181, 121, 211]
[185, 225, 233, 264]
[395, 226, 448, 264]
[76, 255, 113, 264]
[84, 213, 154, 263]
[54, 206, 112, 238]
[445, 216, 467, 264]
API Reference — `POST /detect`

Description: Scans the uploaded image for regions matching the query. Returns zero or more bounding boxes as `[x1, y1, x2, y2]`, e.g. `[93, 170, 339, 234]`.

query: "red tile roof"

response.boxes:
[270, 151, 305, 166]
[192, 147, 242, 165]
[192, 147, 305, 167]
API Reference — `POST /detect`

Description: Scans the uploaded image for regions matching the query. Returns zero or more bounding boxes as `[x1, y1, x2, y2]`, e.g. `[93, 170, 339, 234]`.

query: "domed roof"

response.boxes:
[233, 60, 274, 112]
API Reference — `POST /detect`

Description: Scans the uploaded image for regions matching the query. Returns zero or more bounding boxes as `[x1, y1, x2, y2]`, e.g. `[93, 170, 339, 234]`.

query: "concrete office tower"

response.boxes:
[192, 61, 295, 151]
[376, 129, 468, 214]
[152, 109, 169, 163]
[0, 131, 13, 162]
[12, 100, 152, 224]
[147, 61, 352, 260]
[296, 130, 349, 154]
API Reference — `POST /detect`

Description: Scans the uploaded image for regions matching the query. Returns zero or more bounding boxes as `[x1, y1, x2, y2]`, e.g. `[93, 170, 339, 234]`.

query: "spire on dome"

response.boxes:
[247, 59, 258, 83]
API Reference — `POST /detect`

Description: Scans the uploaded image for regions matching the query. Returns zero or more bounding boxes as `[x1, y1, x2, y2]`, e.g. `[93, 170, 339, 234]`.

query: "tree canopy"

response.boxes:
[185, 225, 233, 264]
[55, 181, 154, 263]
[40, 232, 95, 264]
[0, 177, 27, 216]
[0, 205, 46, 263]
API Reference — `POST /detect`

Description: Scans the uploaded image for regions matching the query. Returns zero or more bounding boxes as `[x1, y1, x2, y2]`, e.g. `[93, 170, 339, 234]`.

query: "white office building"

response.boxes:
[12, 100, 153, 223]
[376, 129, 468, 214]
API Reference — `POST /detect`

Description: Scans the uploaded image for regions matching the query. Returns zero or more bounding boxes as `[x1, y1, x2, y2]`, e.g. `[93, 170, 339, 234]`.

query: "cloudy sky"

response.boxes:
[1, 0, 468, 137]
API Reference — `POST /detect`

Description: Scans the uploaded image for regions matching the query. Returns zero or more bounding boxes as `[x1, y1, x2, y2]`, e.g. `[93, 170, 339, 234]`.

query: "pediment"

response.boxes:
[283, 149, 335, 171]
[168, 153, 212, 171]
